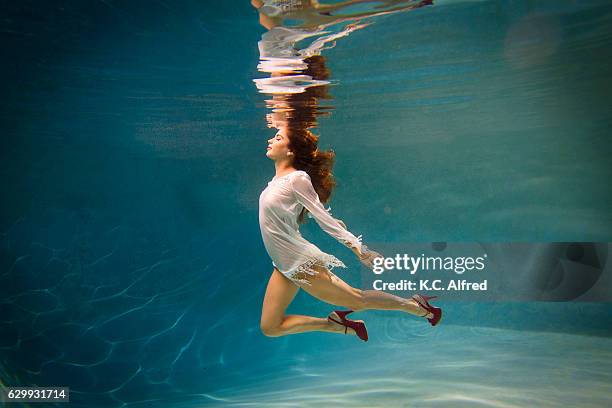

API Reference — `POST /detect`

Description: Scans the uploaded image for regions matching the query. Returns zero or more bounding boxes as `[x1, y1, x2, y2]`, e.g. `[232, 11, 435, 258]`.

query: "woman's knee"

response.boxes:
[260, 321, 283, 337]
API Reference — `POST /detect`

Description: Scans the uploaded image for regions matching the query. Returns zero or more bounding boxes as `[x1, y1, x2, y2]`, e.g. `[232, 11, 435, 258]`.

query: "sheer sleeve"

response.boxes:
[291, 171, 363, 252]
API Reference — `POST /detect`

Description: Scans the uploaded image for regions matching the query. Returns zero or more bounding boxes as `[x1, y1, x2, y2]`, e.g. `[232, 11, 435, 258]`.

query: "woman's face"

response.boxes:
[266, 129, 292, 161]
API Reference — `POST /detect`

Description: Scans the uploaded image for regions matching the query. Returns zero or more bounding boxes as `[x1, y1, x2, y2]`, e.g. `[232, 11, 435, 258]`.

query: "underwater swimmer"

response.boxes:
[258, 128, 442, 342]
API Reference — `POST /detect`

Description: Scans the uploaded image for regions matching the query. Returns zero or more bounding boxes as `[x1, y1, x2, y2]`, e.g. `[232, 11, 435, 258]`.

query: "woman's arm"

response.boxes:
[312, 0, 380, 12]
[291, 172, 364, 254]
[291, 171, 385, 267]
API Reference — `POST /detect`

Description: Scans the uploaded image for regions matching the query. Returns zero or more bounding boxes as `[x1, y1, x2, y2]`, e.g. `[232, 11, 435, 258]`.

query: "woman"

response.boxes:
[259, 127, 442, 342]
[251, 0, 434, 31]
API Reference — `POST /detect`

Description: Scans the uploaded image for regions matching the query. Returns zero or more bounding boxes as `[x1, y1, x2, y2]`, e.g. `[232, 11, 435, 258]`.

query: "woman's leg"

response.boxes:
[296, 263, 433, 317]
[260, 267, 352, 337]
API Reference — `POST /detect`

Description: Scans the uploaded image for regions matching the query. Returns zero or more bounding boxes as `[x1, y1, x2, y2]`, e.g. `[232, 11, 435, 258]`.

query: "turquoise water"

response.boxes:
[1, 0, 612, 407]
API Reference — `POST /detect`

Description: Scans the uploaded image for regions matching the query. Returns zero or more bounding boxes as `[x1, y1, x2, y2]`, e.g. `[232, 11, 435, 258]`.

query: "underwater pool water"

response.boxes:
[1, 0, 611, 406]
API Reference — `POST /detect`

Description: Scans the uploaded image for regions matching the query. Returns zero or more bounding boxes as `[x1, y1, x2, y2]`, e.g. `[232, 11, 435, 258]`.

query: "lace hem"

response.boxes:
[284, 253, 346, 286]
[261, 0, 305, 17]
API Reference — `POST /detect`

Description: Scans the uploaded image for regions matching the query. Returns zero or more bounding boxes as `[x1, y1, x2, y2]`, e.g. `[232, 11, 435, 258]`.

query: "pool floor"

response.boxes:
[183, 325, 612, 407]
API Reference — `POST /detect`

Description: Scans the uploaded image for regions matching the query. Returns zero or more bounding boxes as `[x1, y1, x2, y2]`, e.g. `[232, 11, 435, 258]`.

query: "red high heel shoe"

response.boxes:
[411, 294, 442, 326]
[327, 310, 369, 342]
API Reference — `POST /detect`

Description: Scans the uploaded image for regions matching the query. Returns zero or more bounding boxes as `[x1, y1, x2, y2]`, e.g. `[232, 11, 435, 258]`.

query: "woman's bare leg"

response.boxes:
[297, 263, 433, 317]
[260, 268, 353, 337]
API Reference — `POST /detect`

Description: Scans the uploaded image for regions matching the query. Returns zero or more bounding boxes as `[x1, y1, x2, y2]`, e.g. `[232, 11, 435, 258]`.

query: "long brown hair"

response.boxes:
[284, 55, 336, 224]
[287, 129, 336, 224]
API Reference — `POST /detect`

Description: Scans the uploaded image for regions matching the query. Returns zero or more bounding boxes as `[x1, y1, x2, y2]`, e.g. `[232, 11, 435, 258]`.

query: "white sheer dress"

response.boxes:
[258, 170, 364, 286]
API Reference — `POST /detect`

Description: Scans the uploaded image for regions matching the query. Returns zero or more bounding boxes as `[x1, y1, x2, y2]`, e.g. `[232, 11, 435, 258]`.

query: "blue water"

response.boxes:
[1, 0, 612, 407]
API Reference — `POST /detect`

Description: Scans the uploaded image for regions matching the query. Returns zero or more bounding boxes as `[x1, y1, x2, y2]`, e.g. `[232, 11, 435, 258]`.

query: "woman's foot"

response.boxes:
[328, 315, 357, 335]
[419, 309, 434, 319]
[411, 299, 434, 318]
[411, 294, 442, 326]
[327, 310, 369, 341]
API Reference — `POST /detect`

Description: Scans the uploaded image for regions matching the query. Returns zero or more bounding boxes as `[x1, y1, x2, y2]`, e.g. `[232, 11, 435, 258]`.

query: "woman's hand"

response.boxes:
[352, 245, 384, 269]
[338, 219, 382, 268]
